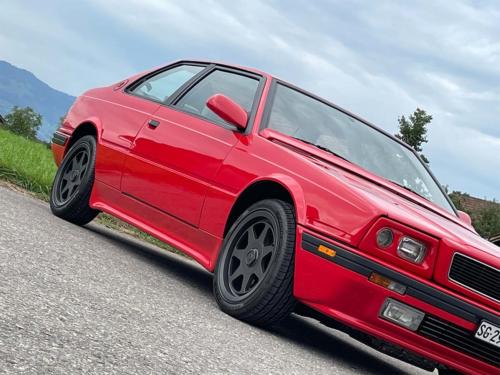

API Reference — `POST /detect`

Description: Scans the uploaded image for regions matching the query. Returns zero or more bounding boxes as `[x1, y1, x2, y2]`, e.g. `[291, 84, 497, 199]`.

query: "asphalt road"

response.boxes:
[0, 186, 433, 374]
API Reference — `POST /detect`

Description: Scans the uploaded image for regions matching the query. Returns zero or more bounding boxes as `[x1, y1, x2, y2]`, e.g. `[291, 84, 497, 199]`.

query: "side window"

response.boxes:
[175, 70, 259, 125]
[131, 65, 204, 103]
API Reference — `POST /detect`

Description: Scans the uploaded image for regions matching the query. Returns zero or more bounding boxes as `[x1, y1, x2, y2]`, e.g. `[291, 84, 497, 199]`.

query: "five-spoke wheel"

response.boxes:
[50, 135, 99, 225]
[214, 199, 296, 326]
[227, 218, 276, 296]
[54, 148, 90, 206]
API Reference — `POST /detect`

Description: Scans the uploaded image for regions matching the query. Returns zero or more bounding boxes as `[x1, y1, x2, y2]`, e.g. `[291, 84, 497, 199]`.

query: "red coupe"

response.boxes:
[50, 60, 499, 375]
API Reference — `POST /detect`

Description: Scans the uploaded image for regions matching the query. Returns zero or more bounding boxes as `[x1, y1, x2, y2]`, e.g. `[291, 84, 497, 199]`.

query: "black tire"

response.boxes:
[50, 135, 99, 225]
[214, 199, 296, 326]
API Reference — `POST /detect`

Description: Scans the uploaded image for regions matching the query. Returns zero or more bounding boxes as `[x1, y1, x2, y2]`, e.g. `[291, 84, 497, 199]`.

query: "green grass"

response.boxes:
[97, 213, 182, 256]
[0, 127, 57, 199]
[0, 127, 182, 256]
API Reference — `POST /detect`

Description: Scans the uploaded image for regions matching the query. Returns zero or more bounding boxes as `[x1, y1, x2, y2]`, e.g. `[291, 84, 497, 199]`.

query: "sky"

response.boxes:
[0, 0, 499, 200]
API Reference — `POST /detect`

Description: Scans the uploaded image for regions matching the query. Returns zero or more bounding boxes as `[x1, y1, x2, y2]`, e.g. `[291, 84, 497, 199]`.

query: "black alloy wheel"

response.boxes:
[54, 148, 90, 206]
[50, 135, 99, 225]
[214, 199, 296, 326]
[225, 213, 277, 298]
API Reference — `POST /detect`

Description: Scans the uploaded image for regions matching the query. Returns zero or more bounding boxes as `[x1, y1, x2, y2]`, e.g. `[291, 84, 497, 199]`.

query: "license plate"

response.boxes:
[475, 320, 500, 348]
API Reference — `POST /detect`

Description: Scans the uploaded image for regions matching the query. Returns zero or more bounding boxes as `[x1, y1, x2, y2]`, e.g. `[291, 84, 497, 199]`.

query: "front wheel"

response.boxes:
[213, 199, 296, 326]
[50, 135, 99, 225]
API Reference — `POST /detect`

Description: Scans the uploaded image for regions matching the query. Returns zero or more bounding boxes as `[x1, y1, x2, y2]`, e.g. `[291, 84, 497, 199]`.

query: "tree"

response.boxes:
[448, 190, 466, 211]
[4, 106, 42, 140]
[472, 205, 500, 239]
[448, 191, 500, 239]
[395, 108, 432, 163]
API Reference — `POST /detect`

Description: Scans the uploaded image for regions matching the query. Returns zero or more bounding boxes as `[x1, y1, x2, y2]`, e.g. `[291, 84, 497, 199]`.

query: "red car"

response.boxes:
[50, 60, 499, 375]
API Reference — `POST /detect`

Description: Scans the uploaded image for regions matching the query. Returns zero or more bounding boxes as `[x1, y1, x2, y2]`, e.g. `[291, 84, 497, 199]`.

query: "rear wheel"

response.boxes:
[50, 135, 99, 225]
[214, 199, 296, 326]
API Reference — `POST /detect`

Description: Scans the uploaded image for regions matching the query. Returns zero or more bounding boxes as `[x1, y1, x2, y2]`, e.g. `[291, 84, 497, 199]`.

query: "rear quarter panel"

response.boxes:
[60, 86, 161, 189]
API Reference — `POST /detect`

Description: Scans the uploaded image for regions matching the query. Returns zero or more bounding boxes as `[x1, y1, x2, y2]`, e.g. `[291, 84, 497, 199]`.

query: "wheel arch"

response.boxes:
[65, 118, 101, 154]
[223, 174, 306, 237]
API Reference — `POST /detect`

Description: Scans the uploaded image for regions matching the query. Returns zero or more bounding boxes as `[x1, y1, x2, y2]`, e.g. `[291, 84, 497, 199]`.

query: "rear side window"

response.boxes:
[175, 70, 259, 125]
[131, 65, 204, 103]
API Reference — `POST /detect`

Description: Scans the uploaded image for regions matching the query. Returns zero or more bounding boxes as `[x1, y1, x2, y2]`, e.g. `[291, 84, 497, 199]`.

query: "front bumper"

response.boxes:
[294, 227, 499, 374]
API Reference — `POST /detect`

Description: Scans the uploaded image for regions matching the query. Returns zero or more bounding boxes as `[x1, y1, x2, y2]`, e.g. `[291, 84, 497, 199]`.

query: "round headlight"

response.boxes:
[376, 228, 394, 248]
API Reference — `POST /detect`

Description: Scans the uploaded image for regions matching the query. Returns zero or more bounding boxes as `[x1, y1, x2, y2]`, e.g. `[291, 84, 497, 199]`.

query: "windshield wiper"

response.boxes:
[293, 137, 351, 163]
[389, 180, 429, 201]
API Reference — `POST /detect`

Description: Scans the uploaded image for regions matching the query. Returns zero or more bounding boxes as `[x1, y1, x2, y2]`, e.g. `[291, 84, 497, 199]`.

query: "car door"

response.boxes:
[121, 67, 263, 226]
[97, 63, 206, 188]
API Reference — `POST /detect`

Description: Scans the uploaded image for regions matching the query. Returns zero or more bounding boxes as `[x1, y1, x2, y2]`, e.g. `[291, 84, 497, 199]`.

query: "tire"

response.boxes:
[214, 199, 296, 326]
[50, 135, 99, 225]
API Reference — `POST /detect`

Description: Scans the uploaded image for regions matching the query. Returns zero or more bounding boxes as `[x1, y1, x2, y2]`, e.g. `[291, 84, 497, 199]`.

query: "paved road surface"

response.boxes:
[0, 186, 432, 374]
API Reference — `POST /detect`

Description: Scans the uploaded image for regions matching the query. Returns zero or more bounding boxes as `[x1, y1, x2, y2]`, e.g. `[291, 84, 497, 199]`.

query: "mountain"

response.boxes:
[0, 60, 76, 141]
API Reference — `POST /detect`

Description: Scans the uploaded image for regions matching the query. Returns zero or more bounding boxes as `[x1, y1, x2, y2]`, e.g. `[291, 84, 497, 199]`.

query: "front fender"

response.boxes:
[250, 173, 307, 226]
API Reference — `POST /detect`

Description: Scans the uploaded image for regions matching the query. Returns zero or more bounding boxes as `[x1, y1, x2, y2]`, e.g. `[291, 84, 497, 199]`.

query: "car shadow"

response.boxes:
[85, 224, 420, 375]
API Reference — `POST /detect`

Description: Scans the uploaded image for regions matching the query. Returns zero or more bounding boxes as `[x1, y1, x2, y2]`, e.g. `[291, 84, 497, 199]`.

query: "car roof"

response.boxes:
[175, 59, 273, 78]
[177, 60, 420, 148]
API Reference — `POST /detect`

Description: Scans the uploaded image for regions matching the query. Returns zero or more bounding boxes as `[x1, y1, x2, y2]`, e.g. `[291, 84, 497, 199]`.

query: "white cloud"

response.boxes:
[0, 0, 498, 199]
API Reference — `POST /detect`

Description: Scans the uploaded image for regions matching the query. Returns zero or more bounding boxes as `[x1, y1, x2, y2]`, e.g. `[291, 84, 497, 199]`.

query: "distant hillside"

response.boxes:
[449, 191, 500, 241]
[0, 61, 75, 141]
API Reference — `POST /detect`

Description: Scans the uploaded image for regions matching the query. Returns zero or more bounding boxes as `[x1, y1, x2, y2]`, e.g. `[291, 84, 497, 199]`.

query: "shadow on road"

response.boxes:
[86, 224, 418, 375]
[86, 223, 213, 294]
[273, 316, 413, 374]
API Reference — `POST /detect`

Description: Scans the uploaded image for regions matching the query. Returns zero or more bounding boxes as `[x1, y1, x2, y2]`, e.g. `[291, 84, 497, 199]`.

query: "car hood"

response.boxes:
[262, 129, 497, 257]
[341, 171, 498, 257]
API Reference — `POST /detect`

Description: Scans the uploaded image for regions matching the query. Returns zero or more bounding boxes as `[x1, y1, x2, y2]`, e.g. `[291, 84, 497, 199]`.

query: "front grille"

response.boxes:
[418, 315, 499, 367]
[449, 253, 499, 302]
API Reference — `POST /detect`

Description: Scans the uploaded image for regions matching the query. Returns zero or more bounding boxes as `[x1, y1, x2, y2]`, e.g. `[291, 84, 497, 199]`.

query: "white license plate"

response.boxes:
[475, 320, 500, 348]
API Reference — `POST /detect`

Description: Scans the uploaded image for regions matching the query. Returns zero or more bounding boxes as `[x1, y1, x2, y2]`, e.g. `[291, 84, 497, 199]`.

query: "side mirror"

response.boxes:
[457, 210, 472, 226]
[206, 94, 248, 130]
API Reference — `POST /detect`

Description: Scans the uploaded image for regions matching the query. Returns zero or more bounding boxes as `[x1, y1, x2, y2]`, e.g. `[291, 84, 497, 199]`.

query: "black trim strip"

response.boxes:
[122, 192, 197, 229]
[52, 131, 69, 146]
[302, 239, 372, 276]
[302, 232, 499, 326]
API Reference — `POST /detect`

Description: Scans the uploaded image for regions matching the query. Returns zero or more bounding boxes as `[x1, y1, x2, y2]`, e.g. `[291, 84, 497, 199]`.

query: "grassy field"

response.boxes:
[0, 127, 57, 198]
[0, 127, 180, 255]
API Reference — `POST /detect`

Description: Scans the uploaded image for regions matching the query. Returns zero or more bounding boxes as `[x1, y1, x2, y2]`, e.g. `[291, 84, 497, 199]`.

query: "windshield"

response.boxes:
[265, 83, 455, 214]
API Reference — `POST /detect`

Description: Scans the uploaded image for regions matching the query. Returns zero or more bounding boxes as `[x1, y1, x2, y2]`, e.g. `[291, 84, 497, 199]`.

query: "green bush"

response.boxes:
[471, 206, 500, 239]
[449, 191, 500, 239]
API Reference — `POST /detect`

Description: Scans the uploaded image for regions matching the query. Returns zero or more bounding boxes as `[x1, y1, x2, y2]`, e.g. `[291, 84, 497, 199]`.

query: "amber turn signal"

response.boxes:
[369, 272, 406, 295]
[318, 245, 336, 257]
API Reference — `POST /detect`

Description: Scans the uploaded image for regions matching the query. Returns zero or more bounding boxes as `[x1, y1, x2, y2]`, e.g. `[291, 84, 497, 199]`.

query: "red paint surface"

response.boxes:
[52, 60, 499, 374]
[206, 93, 248, 129]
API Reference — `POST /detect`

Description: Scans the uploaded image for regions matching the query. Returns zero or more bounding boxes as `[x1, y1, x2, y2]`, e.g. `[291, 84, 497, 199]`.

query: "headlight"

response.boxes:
[397, 236, 427, 264]
[376, 228, 394, 248]
[359, 217, 439, 279]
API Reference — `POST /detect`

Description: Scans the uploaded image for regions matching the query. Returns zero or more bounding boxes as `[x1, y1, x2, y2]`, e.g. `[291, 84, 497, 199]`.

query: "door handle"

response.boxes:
[148, 119, 160, 128]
